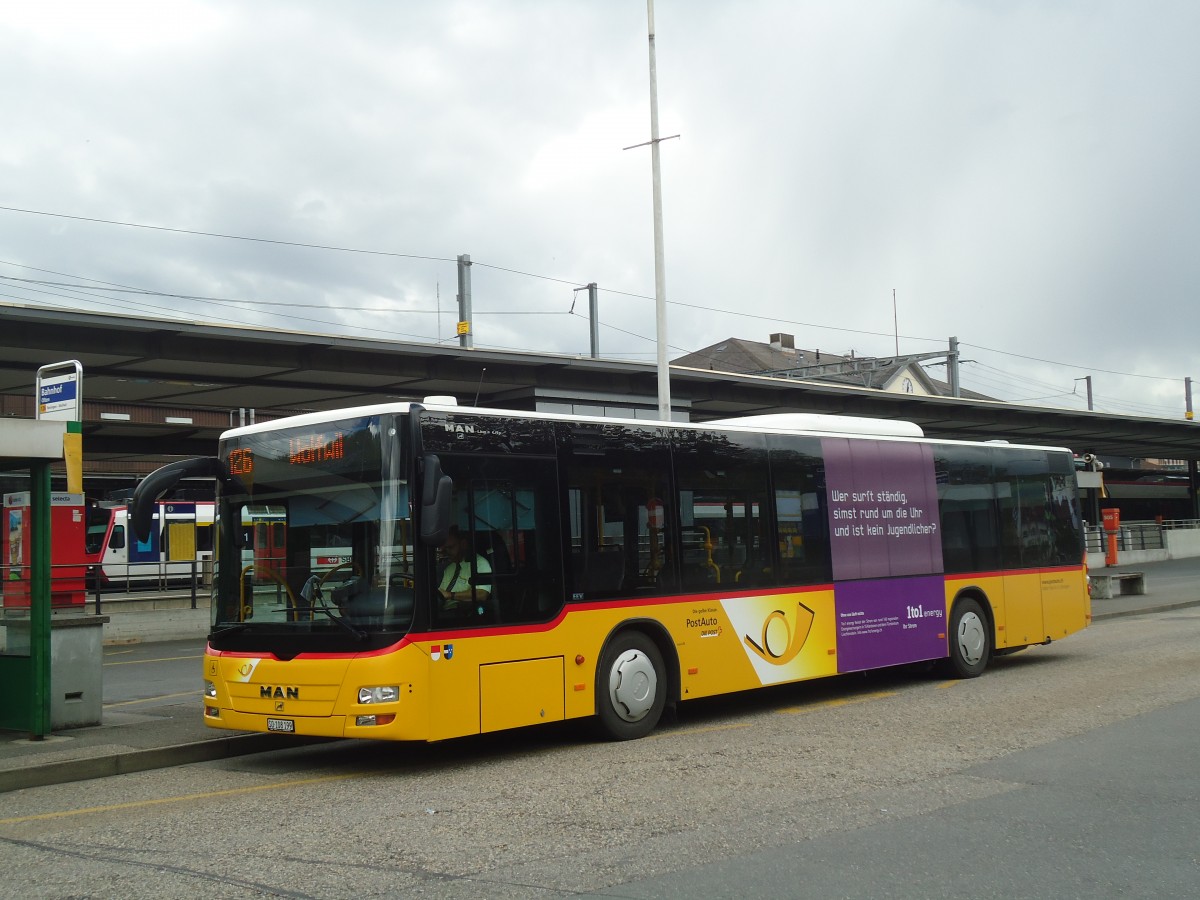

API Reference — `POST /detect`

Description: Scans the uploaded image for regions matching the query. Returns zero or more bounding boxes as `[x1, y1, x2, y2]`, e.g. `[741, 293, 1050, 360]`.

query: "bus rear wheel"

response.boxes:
[945, 597, 991, 678]
[596, 631, 666, 740]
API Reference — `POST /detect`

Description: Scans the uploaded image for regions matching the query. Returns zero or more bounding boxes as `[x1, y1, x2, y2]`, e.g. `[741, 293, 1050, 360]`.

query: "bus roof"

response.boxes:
[706, 413, 924, 438]
[220, 399, 1071, 455]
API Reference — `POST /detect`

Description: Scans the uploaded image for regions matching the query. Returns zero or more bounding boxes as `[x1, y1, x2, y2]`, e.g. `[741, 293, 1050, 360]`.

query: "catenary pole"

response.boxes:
[647, 0, 671, 421]
[457, 254, 473, 350]
[588, 283, 599, 358]
[948, 336, 960, 398]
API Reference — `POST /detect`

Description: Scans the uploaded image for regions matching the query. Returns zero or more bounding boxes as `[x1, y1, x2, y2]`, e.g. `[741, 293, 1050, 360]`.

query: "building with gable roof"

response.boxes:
[672, 333, 992, 400]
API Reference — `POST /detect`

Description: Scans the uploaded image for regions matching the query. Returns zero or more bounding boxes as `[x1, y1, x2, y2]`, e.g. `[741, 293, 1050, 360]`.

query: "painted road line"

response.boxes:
[104, 690, 201, 708]
[651, 721, 753, 740]
[0, 772, 364, 825]
[103, 654, 205, 666]
[776, 689, 898, 715]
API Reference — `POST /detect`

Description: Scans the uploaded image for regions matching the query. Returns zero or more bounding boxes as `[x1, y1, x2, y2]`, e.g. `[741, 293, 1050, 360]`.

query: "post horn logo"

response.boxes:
[744, 601, 816, 666]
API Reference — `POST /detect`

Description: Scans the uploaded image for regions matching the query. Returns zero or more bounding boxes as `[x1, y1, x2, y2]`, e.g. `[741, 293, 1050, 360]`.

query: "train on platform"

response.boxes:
[85, 501, 359, 591]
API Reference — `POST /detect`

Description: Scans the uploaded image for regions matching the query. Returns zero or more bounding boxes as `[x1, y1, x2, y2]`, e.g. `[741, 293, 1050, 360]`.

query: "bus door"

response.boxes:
[425, 449, 564, 740]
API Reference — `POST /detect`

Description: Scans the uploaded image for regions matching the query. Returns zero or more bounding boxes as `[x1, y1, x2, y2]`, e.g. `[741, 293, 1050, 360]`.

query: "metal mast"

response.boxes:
[647, 0, 670, 421]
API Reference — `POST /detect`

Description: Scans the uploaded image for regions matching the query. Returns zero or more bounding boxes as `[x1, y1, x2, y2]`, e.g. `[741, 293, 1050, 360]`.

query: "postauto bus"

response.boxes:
[131, 400, 1089, 742]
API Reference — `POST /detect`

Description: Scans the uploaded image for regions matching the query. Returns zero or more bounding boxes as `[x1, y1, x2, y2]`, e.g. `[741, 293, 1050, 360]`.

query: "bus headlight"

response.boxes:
[204, 680, 217, 699]
[358, 686, 399, 704]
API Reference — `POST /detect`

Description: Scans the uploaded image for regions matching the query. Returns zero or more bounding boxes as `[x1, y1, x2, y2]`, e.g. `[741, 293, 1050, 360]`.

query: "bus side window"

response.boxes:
[1046, 459, 1085, 564]
[935, 445, 1001, 574]
[561, 422, 673, 599]
[434, 454, 563, 627]
[995, 448, 1058, 570]
[672, 429, 769, 590]
[768, 436, 832, 586]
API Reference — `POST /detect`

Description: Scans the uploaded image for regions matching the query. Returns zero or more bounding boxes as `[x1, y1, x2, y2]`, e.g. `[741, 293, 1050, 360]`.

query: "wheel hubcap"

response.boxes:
[957, 611, 986, 665]
[608, 649, 657, 722]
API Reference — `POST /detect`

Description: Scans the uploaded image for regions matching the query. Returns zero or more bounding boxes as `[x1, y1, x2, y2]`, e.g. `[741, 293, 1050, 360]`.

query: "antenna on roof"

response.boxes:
[473, 367, 487, 407]
[893, 288, 899, 356]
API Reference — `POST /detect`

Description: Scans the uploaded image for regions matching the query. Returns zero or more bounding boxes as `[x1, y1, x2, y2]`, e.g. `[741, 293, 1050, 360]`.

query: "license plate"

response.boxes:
[266, 718, 295, 733]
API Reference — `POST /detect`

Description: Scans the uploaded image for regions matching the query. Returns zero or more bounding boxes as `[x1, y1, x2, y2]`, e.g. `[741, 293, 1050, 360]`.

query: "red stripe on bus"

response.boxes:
[207, 636, 413, 661]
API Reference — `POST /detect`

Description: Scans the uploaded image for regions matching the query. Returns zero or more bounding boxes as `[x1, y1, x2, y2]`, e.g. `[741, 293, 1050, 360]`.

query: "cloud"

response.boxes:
[2, 0, 1198, 419]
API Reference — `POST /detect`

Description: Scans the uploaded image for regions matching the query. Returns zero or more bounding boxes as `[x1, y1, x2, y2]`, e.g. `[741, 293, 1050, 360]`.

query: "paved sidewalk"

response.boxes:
[2, 561, 1197, 794]
[0, 702, 319, 793]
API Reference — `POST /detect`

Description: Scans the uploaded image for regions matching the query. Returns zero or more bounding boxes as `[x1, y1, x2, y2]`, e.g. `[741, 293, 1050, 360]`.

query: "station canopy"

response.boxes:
[1, 302, 1198, 467]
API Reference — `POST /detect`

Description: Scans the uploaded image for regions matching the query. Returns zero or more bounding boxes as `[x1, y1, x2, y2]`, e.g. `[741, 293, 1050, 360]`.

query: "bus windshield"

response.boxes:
[212, 414, 414, 642]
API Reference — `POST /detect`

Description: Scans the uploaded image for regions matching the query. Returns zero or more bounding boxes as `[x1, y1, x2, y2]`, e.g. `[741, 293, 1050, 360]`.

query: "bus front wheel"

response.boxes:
[945, 597, 991, 678]
[596, 631, 666, 741]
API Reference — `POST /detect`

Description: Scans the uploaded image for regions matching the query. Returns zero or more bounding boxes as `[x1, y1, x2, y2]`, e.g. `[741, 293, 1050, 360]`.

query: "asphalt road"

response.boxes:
[100, 640, 207, 714]
[1, 606, 1197, 898]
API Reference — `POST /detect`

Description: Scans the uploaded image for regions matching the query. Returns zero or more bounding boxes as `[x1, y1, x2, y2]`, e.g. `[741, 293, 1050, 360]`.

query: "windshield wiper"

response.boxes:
[313, 606, 367, 640]
[326, 612, 367, 640]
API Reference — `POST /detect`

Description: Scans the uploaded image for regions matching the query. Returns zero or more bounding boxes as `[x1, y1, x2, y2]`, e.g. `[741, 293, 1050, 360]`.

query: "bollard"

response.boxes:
[191, 560, 198, 609]
[1102, 508, 1121, 566]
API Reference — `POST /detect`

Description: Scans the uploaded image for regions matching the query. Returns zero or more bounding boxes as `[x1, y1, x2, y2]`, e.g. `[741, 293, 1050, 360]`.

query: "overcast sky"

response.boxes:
[3, 1, 1198, 421]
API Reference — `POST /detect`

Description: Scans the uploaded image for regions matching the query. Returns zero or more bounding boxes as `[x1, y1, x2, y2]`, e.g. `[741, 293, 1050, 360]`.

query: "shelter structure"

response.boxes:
[0, 302, 1197, 516]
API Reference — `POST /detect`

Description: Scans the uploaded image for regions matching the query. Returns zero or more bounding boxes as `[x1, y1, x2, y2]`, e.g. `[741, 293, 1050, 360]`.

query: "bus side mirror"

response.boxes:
[131, 456, 233, 543]
[419, 454, 453, 546]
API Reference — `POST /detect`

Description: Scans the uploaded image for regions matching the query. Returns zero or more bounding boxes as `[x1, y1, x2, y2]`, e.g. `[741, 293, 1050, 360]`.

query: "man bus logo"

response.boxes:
[743, 601, 816, 666]
[261, 686, 300, 700]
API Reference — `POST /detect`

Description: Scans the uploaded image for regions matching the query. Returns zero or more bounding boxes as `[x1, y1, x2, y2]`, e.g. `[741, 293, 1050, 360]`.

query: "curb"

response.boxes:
[1092, 599, 1200, 622]
[0, 733, 330, 794]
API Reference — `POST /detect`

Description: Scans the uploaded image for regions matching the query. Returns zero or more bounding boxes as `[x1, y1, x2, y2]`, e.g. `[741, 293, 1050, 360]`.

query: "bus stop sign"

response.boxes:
[36, 360, 83, 422]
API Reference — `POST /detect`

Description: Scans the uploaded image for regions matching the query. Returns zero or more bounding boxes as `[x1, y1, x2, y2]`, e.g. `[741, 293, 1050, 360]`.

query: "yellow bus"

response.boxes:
[131, 400, 1090, 742]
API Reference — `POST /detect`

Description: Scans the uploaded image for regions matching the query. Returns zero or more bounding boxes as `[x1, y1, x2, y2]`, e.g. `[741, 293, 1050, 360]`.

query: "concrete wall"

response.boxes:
[1088, 528, 1200, 570]
[102, 608, 210, 645]
[1166, 528, 1200, 559]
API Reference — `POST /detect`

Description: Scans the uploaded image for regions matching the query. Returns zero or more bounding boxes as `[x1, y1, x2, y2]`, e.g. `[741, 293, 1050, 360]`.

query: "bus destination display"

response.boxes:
[287, 431, 345, 466]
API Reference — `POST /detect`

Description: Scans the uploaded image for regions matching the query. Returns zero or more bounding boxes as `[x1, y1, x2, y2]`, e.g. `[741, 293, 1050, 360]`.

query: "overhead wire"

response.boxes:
[0, 205, 948, 352]
[0, 204, 1192, 414]
[0, 204, 453, 264]
[0, 270, 440, 343]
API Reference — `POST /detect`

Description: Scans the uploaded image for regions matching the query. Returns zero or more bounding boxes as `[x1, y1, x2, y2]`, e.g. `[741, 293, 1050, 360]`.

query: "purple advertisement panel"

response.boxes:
[835, 576, 947, 672]
[822, 438, 943, 581]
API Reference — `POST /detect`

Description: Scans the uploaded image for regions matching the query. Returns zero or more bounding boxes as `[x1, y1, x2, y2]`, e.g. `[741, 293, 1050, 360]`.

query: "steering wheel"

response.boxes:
[318, 560, 364, 587]
[238, 564, 297, 621]
[307, 560, 366, 612]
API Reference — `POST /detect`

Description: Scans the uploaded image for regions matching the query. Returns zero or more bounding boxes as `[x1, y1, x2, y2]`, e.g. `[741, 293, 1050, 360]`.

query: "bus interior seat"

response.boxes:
[470, 529, 512, 613]
[572, 547, 625, 596]
[712, 542, 748, 570]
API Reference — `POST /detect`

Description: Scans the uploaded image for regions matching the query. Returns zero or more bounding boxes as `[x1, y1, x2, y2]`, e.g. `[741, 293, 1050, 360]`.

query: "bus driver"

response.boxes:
[438, 526, 491, 608]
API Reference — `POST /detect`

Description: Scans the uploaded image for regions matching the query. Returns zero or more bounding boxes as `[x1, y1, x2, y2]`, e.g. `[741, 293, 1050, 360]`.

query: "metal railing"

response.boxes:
[90, 560, 204, 614]
[0, 560, 207, 616]
[1085, 518, 1200, 553]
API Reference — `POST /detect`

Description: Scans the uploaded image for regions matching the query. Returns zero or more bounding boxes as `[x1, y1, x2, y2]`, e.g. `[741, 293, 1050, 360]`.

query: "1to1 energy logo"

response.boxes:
[743, 601, 816, 666]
